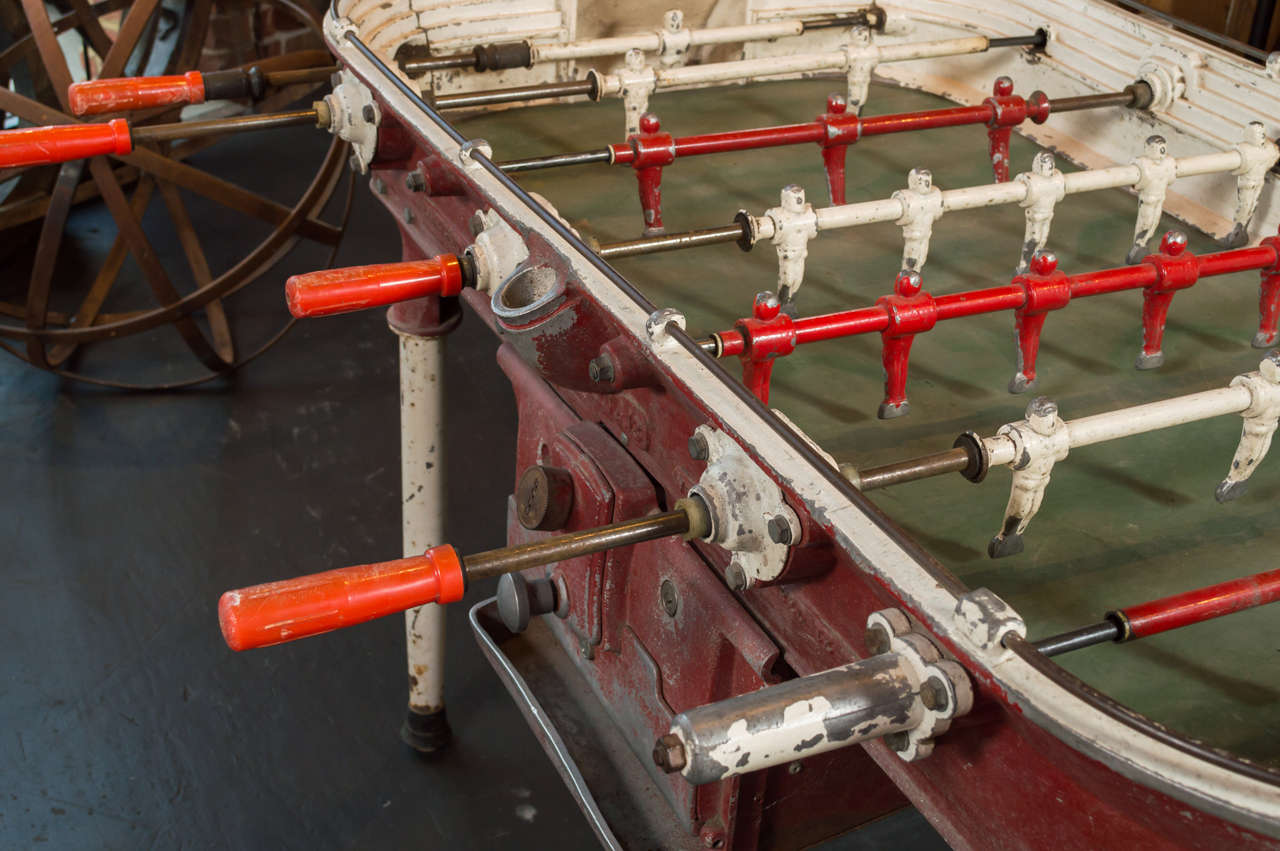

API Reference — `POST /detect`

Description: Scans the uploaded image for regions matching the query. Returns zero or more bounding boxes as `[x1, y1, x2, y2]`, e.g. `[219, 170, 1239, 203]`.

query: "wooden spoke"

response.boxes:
[46, 175, 155, 366]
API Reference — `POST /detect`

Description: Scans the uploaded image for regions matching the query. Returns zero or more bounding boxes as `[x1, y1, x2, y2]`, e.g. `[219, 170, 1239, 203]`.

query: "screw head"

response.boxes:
[405, 170, 426, 192]
[371, 176, 386, 195]
[920, 676, 950, 712]
[864, 624, 890, 656]
[653, 733, 686, 772]
[787, 761, 803, 775]
[767, 515, 792, 545]
[361, 104, 376, 122]
[688, 432, 709, 461]
[726, 562, 748, 591]
[403, 207, 415, 224]
[660, 579, 679, 617]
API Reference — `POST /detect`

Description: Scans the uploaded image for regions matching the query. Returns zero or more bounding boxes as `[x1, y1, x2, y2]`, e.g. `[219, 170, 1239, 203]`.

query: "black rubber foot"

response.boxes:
[988, 533, 1024, 559]
[401, 707, 452, 755]
[1215, 479, 1248, 503]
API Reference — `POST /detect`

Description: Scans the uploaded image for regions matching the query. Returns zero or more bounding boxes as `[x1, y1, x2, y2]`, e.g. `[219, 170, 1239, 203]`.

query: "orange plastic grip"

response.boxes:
[285, 255, 465, 317]
[68, 71, 206, 116]
[218, 544, 466, 651]
[0, 118, 132, 168]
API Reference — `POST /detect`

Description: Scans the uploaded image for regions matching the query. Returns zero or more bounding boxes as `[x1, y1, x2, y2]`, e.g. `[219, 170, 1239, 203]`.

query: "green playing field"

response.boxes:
[459, 77, 1280, 765]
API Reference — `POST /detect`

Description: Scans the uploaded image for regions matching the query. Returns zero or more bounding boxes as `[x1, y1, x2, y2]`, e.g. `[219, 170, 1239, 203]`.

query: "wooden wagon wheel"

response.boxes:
[0, 0, 351, 388]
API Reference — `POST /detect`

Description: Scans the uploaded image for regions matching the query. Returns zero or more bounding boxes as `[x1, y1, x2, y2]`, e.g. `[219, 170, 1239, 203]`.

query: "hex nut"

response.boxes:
[920, 676, 950, 712]
[865, 624, 890, 656]
[660, 579, 679, 617]
[653, 733, 686, 772]
[767, 515, 792, 545]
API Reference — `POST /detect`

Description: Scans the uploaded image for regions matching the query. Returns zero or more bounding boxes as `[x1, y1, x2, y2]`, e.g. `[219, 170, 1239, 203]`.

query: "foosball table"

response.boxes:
[10, 1, 1280, 847]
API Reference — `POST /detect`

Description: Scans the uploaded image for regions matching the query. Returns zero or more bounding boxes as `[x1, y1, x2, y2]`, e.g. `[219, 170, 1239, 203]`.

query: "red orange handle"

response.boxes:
[285, 255, 466, 317]
[0, 118, 132, 168]
[69, 71, 206, 116]
[1118, 566, 1280, 639]
[218, 544, 466, 651]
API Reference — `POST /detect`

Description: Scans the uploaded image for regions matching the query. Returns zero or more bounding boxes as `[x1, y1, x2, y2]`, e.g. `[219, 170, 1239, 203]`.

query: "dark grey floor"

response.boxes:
[0, 125, 944, 849]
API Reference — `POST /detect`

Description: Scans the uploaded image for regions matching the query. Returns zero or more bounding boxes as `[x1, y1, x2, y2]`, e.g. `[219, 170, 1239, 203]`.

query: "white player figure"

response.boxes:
[843, 26, 877, 115]
[619, 48, 656, 138]
[1126, 135, 1178, 264]
[893, 168, 944, 272]
[770, 184, 818, 303]
[1223, 122, 1280, 248]
[1015, 152, 1066, 274]
[658, 9, 690, 68]
[988, 396, 1070, 558]
[1217, 350, 1280, 502]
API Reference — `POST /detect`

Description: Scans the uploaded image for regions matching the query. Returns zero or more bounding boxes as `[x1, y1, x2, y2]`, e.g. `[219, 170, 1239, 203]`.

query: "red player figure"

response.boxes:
[1137, 230, 1199, 369]
[1009, 252, 1072, 392]
[876, 270, 938, 418]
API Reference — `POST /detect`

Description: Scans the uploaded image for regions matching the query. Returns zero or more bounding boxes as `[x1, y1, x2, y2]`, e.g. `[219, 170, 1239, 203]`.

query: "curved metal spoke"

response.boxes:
[97, 0, 162, 80]
[23, 160, 86, 367]
[46, 175, 156, 366]
[156, 177, 236, 363]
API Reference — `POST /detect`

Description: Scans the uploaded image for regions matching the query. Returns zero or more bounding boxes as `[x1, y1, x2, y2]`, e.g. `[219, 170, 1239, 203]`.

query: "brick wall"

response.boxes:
[199, 0, 328, 71]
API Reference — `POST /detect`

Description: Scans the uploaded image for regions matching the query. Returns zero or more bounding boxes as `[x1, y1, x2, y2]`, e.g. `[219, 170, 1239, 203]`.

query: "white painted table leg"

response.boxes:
[395, 328, 451, 752]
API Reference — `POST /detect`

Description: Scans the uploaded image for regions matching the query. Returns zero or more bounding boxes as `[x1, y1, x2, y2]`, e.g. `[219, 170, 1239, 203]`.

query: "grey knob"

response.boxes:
[496, 573, 559, 633]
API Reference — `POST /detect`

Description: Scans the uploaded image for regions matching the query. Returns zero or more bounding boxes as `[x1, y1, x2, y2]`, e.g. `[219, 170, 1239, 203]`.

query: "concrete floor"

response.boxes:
[0, 124, 944, 848]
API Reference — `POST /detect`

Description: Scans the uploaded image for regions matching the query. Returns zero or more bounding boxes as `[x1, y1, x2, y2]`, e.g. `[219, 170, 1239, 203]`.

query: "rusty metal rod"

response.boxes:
[401, 54, 478, 74]
[132, 108, 321, 143]
[1047, 83, 1150, 113]
[598, 224, 747, 259]
[854, 447, 971, 491]
[433, 79, 596, 110]
[463, 508, 692, 581]
[263, 66, 339, 87]
[499, 148, 613, 172]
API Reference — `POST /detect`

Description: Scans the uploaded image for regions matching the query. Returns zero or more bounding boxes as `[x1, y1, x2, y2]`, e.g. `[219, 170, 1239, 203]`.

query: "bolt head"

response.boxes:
[726, 562, 748, 591]
[864, 624, 890, 656]
[920, 676, 950, 712]
[653, 733, 686, 772]
[588, 354, 615, 384]
[371, 176, 386, 195]
[884, 731, 911, 752]
[403, 207, 415, 224]
[767, 515, 793, 545]
[362, 104, 376, 123]
[660, 579, 679, 617]
[688, 432, 709, 461]
[405, 170, 427, 192]
[787, 761, 803, 775]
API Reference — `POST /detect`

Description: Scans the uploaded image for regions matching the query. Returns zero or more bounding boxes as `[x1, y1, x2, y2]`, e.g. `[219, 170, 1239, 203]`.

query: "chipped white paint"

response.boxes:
[330, 5, 1280, 833]
[704, 694, 837, 773]
[893, 168, 944, 272]
[320, 69, 380, 172]
[689, 425, 799, 589]
[764, 184, 818, 300]
[1217, 352, 1280, 502]
[396, 329, 448, 714]
[867, 608, 974, 761]
[467, 209, 530, 294]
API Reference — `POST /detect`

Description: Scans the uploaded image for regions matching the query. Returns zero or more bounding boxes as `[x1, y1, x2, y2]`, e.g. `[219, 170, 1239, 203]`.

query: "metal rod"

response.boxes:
[1032, 621, 1121, 656]
[597, 225, 746, 259]
[263, 66, 339, 87]
[463, 509, 690, 581]
[1048, 89, 1139, 113]
[988, 29, 1048, 49]
[498, 148, 612, 173]
[401, 54, 477, 74]
[433, 79, 595, 110]
[132, 108, 318, 143]
[1032, 566, 1280, 656]
[855, 447, 970, 491]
